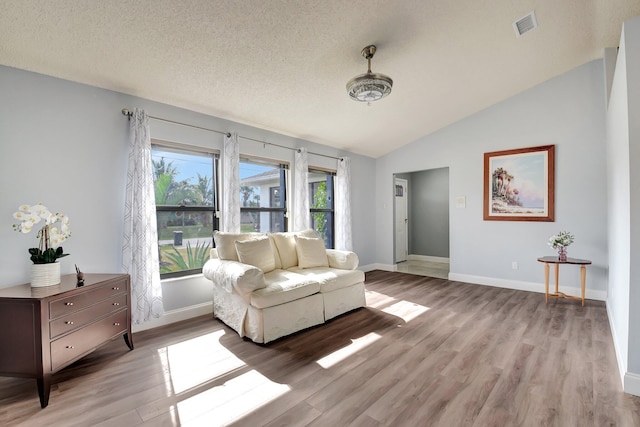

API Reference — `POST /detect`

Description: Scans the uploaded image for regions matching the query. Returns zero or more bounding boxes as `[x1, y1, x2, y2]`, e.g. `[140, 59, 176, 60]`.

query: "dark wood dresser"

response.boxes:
[0, 273, 133, 408]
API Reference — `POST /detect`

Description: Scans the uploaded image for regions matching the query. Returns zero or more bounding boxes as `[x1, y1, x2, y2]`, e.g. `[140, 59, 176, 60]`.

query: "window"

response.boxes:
[309, 169, 335, 248]
[151, 142, 219, 278]
[239, 158, 288, 233]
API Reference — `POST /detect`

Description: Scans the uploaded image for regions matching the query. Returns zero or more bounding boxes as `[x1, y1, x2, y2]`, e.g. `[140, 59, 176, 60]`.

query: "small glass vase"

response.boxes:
[557, 246, 568, 262]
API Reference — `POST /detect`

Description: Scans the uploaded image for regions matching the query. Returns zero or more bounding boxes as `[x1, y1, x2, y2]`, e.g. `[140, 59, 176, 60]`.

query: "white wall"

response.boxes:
[606, 16, 640, 396]
[0, 69, 129, 285]
[0, 66, 377, 318]
[376, 60, 609, 299]
[626, 16, 640, 394]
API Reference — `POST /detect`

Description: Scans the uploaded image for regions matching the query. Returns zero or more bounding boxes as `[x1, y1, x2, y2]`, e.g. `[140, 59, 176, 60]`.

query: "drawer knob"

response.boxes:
[64, 302, 74, 306]
[66, 345, 74, 349]
[113, 302, 120, 306]
[112, 287, 120, 290]
[65, 321, 74, 325]
[114, 322, 120, 326]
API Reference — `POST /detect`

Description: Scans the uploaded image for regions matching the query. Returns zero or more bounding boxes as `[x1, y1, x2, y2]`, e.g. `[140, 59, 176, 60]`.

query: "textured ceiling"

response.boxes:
[1, 1, 639, 158]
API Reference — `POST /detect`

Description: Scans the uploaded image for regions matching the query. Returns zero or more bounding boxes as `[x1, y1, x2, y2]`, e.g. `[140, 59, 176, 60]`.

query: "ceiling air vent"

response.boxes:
[513, 11, 537, 37]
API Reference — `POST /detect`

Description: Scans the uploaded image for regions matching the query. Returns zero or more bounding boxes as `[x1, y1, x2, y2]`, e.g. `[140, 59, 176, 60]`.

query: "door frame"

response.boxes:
[394, 177, 409, 263]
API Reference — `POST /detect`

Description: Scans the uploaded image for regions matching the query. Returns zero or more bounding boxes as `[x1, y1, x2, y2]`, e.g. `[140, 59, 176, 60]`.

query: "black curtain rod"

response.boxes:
[121, 108, 342, 161]
[238, 135, 342, 161]
[121, 108, 230, 137]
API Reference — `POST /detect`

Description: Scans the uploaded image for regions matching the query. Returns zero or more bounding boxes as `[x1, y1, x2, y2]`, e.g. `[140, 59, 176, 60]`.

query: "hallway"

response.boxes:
[395, 259, 449, 279]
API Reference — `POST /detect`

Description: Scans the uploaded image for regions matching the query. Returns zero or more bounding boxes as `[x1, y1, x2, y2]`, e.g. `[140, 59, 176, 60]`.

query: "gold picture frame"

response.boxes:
[483, 145, 555, 221]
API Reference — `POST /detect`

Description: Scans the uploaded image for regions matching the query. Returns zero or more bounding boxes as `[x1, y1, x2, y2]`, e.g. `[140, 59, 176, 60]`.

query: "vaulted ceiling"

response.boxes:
[1, 1, 639, 157]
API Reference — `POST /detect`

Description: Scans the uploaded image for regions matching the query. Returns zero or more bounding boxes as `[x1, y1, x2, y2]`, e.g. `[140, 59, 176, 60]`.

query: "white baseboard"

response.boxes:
[448, 273, 607, 301]
[359, 263, 396, 272]
[407, 254, 450, 263]
[359, 269, 607, 301]
[624, 372, 640, 397]
[606, 301, 627, 388]
[606, 301, 640, 397]
[132, 301, 213, 333]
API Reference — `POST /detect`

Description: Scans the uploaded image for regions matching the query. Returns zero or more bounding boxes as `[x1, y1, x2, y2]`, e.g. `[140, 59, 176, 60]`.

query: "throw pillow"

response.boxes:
[214, 231, 263, 261]
[272, 233, 298, 269]
[272, 229, 319, 269]
[235, 237, 276, 273]
[295, 235, 329, 269]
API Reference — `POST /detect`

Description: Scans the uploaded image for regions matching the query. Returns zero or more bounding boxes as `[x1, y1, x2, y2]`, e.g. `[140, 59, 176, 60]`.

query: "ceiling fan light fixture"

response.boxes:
[346, 45, 393, 103]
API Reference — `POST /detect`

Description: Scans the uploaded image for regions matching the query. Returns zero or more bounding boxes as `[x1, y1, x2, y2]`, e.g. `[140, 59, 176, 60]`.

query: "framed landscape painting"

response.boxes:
[483, 145, 555, 221]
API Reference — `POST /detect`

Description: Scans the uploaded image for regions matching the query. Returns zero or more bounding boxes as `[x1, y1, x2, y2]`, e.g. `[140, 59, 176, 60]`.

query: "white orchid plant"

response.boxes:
[12, 203, 71, 264]
[548, 231, 574, 249]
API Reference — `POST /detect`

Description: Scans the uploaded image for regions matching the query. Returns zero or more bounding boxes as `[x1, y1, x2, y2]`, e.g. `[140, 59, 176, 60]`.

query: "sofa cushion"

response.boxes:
[287, 267, 365, 293]
[251, 270, 321, 309]
[272, 229, 318, 269]
[235, 237, 276, 273]
[268, 235, 282, 270]
[213, 231, 265, 261]
[295, 235, 329, 269]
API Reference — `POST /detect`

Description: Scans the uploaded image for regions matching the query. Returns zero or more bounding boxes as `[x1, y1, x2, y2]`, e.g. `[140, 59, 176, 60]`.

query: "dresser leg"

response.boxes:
[36, 375, 51, 408]
[123, 332, 134, 350]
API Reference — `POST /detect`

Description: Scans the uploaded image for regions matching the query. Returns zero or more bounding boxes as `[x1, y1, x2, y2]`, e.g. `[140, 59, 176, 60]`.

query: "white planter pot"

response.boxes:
[31, 262, 61, 287]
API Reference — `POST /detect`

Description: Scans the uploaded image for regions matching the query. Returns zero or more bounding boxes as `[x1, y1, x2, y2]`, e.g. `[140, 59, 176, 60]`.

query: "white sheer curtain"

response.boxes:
[223, 132, 241, 232]
[122, 108, 164, 324]
[293, 148, 310, 231]
[335, 156, 353, 251]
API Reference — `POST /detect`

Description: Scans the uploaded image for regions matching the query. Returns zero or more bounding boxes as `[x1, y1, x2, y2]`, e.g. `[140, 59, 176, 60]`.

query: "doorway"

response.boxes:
[393, 168, 450, 278]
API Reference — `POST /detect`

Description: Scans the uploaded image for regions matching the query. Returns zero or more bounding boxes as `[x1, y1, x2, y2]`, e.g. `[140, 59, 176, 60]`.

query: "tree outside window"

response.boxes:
[309, 170, 335, 248]
[151, 143, 218, 278]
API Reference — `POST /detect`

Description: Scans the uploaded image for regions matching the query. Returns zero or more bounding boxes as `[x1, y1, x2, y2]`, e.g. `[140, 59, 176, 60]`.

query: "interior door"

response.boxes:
[394, 178, 408, 263]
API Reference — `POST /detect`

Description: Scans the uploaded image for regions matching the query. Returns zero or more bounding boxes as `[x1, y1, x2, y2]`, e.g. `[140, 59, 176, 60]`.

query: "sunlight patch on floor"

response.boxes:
[365, 290, 397, 308]
[177, 369, 290, 426]
[158, 330, 246, 394]
[381, 300, 430, 322]
[366, 290, 430, 322]
[316, 332, 382, 369]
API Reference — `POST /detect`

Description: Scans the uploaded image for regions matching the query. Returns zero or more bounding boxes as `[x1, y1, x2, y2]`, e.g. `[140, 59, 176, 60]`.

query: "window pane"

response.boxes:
[239, 158, 288, 234]
[310, 211, 333, 248]
[239, 161, 282, 208]
[157, 211, 214, 274]
[151, 143, 218, 278]
[309, 170, 335, 248]
[309, 172, 333, 209]
[152, 148, 214, 206]
[269, 212, 286, 233]
[241, 211, 286, 233]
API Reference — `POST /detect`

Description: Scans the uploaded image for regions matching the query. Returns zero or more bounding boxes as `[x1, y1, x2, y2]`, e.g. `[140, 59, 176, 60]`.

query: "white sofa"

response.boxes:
[203, 230, 366, 344]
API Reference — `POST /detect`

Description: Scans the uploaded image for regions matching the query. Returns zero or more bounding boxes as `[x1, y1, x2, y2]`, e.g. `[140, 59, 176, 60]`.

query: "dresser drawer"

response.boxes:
[49, 279, 127, 319]
[49, 293, 128, 339]
[50, 309, 128, 371]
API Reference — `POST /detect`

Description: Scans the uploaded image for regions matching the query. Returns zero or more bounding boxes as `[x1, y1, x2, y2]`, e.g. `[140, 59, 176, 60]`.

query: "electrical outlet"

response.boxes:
[512, 261, 519, 270]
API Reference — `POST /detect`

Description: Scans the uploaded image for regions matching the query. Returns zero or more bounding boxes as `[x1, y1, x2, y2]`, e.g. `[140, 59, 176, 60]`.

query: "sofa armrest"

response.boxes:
[326, 249, 359, 270]
[210, 248, 219, 259]
[203, 259, 266, 295]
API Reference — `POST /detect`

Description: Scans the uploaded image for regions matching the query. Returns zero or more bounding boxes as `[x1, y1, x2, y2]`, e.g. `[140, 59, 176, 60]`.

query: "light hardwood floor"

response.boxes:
[1, 271, 638, 426]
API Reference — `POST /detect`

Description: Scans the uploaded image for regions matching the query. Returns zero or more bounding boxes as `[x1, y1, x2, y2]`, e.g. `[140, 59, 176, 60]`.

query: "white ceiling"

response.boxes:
[1, 1, 639, 158]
